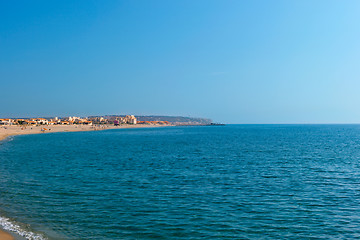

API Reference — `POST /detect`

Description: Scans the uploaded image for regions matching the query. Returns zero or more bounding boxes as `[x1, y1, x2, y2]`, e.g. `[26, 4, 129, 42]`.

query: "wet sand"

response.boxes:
[0, 230, 14, 240]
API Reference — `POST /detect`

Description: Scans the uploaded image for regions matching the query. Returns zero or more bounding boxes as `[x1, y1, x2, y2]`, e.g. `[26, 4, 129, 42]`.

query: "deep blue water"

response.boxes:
[2, 125, 360, 239]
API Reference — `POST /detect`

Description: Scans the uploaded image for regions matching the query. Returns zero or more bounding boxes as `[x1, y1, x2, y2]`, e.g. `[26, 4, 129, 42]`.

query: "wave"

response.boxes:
[0, 216, 47, 240]
[0, 136, 15, 145]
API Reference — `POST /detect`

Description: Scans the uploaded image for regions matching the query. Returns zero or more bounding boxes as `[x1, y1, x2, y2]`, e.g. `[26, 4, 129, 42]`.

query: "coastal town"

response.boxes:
[0, 115, 217, 142]
[0, 115, 173, 142]
[0, 115, 172, 126]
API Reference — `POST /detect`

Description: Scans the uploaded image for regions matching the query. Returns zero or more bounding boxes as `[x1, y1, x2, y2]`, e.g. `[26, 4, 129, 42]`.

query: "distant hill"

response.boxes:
[135, 116, 212, 124]
[101, 115, 212, 124]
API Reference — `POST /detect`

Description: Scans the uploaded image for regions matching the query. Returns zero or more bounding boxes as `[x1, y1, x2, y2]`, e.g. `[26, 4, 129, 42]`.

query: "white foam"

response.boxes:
[0, 216, 47, 240]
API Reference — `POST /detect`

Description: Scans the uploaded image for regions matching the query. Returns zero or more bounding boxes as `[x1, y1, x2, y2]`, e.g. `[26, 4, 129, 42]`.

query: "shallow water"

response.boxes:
[1, 125, 360, 239]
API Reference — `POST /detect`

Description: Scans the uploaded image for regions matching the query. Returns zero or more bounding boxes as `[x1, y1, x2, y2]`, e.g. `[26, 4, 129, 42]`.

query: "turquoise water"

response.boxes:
[1, 125, 360, 239]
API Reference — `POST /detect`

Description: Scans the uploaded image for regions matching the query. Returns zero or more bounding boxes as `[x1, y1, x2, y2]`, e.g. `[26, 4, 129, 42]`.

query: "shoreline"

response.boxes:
[0, 123, 167, 240]
[0, 124, 166, 142]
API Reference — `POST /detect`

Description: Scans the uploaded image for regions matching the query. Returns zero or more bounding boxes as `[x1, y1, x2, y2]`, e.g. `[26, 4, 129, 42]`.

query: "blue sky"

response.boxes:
[1, 0, 360, 123]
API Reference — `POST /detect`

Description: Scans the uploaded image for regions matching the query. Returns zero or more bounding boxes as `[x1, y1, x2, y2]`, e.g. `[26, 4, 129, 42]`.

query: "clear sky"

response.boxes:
[1, 1, 360, 123]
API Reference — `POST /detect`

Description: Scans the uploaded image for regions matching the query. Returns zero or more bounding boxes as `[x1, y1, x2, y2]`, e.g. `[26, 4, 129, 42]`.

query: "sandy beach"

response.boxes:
[0, 124, 97, 141]
[0, 230, 14, 240]
[0, 124, 164, 142]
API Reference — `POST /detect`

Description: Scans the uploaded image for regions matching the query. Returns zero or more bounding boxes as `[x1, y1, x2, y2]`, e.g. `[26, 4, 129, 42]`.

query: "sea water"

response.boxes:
[1, 125, 360, 239]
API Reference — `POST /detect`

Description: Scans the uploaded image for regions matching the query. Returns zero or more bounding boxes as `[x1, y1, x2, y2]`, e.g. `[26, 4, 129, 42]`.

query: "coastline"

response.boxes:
[0, 124, 164, 142]
[0, 123, 167, 240]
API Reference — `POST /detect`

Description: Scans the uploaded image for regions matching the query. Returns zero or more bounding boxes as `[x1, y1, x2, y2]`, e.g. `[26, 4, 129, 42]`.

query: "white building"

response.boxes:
[124, 115, 137, 124]
[68, 116, 81, 122]
[32, 118, 49, 125]
[0, 119, 13, 125]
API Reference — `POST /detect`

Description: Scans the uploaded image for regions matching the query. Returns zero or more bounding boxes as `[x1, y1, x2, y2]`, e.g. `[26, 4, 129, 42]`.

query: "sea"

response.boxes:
[1, 125, 360, 239]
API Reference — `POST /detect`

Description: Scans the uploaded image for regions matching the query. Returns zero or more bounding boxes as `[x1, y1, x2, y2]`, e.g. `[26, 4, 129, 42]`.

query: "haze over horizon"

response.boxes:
[2, 1, 360, 124]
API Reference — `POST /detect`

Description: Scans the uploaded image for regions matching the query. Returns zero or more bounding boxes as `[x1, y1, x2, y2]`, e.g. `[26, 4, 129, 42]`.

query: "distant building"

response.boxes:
[26, 120, 37, 125]
[68, 116, 81, 122]
[0, 119, 13, 125]
[124, 115, 137, 124]
[113, 115, 137, 125]
[32, 118, 48, 125]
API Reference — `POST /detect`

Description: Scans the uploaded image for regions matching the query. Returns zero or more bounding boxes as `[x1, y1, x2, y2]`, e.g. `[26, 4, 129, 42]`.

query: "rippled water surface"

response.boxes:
[1, 125, 360, 239]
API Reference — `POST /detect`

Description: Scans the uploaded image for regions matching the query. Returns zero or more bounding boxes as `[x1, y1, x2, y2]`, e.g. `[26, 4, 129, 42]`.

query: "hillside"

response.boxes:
[101, 115, 212, 125]
[135, 116, 212, 124]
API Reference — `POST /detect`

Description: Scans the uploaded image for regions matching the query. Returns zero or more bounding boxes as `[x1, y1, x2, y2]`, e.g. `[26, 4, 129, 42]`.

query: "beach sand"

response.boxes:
[0, 124, 97, 141]
[0, 124, 163, 142]
[0, 230, 14, 240]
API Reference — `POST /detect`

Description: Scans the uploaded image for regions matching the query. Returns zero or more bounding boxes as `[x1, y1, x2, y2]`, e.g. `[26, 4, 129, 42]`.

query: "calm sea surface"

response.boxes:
[1, 125, 360, 239]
